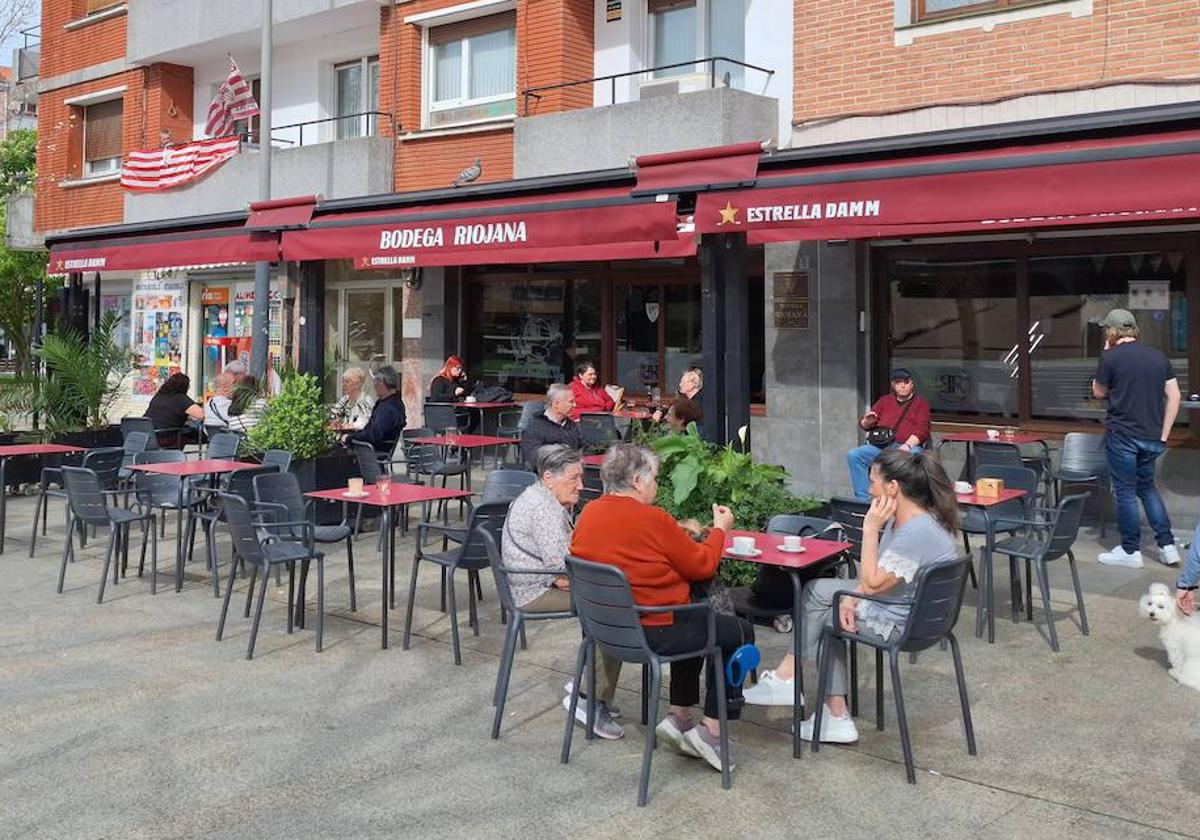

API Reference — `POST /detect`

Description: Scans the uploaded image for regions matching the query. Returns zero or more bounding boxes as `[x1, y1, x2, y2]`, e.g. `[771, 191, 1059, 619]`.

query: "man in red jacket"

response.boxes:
[846, 368, 931, 499]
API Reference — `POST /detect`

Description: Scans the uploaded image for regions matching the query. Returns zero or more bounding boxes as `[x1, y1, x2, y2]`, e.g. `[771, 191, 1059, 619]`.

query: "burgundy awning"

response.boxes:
[245, 195, 318, 231]
[633, 141, 763, 196]
[695, 130, 1200, 241]
[282, 187, 681, 267]
[49, 224, 279, 274]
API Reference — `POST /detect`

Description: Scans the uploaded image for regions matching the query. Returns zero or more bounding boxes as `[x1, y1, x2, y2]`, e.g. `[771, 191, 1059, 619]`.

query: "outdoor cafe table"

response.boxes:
[306, 483, 473, 649]
[723, 529, 853, 759]
[407, 434, 516, 490]
[452, 401, 517, 436]
[937, 430, 1051, 483]
[0, 444, 86, 554]
[956, 488, 1027, 644]
[582, 454, 605, 467]
[128, 458, 247, 592]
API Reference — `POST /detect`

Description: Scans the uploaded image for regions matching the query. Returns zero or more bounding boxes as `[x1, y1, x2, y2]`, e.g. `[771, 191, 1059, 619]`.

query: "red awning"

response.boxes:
[695, 130, 1200, 241]
[49, 224, 280, 274]
[245, 195, 318, 231]
[633, 141, 763, 196]
[282, 186, 681, 267]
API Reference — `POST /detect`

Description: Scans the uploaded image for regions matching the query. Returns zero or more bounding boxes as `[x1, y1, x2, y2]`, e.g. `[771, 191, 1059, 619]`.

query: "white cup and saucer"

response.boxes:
[727, 535, 762, 558]
[954, 480, 974, 496]
[985, 429, 1000, 440]
[777, 534, 806, 553]
[344, 477, 369, 498]
[464, 395, 477, 403]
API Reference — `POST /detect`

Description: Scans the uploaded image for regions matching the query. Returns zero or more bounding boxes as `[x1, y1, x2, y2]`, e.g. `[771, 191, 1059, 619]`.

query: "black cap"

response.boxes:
[889, 367, 913, 382]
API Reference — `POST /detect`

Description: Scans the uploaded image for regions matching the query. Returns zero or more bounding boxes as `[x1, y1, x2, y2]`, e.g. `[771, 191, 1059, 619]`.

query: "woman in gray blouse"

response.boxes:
[744, 447, 959, 745]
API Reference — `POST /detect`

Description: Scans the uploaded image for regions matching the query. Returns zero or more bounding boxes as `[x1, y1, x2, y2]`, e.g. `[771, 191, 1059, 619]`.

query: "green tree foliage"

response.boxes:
[245, 372, 338, 461]
[0, 128, 45, 378]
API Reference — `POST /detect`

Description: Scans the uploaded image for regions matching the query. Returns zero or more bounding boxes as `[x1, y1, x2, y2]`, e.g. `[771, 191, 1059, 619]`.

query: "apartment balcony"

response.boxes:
[124, 128, 393, 224]
[513, 59, 778, 180]
[126, 0, 385, 66]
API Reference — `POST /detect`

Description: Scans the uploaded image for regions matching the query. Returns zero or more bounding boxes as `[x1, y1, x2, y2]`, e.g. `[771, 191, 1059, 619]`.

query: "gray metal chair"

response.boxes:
[185, 465, 278, 597]
[31, 446, 124, 558]
[206, 431, 242, 460]
[121, 417, 159, 451]
[1050, 432, 1108, 537]
[561, 555, 732, 806]
[260, 449, 293, 473]
[58, 466, 157, 603]
[118, 431, 151, 484]
[403, 500, 510, 665]
[424, 401, 463, 434]
[578, 413, 620, 450]
[990, 493, 1090, 652]
[496, 403, 541, 464]
[812, 555, 976, 784]
[215, 492, 324, 660]
[487, 529, 576, 739]
[132, 451, 207, 590]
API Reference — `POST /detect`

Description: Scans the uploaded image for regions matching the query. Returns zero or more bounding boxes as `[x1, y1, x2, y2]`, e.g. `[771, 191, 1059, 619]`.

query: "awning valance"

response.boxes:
[632, 141, 763, 196]
[49, 223, 279, 274]
[282, 187, 681, 267]
[695, 130, 1200, 241]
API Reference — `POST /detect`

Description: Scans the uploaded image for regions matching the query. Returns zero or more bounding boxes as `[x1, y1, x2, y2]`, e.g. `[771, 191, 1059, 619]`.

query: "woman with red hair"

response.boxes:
[429, 355, 472, 402]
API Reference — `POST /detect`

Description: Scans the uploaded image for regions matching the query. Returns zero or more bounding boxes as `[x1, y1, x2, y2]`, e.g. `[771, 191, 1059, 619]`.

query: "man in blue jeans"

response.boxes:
[846, 369, 931, 500]
[1176, 520, 1199, 616]
[1093, 308, 1182, 569]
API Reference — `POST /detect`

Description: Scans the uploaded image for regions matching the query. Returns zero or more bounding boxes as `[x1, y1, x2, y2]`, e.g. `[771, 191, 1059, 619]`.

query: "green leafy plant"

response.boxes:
[649, 425, 822, 586]
[0, 129, 45, 378]
[0, 312, 133, 433]
[245, 372, 338, 461]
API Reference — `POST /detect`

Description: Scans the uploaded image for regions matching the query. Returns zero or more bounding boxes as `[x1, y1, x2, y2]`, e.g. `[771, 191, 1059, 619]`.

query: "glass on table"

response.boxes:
[376, 475, 392, 495]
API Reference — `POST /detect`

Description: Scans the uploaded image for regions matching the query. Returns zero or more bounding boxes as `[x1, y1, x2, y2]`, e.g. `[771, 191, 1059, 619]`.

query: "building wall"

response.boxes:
[794, 0, 1200, 127]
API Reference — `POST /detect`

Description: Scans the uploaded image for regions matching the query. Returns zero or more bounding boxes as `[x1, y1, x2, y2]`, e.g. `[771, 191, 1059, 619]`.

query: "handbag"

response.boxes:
[865, 396, 914, 448]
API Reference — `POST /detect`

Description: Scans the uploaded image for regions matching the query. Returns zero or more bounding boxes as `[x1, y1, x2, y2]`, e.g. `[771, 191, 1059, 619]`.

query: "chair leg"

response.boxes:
[875, 649, 884, 731]
[286, 562, 296, 635]
[315, 558, 325, 653]
[247, 566, 270, 660]
[518, 622, 528, 650]
[439, 567, 447, 613]
[1035, 559, 1060, 652]
[848, 641, 858, 717]
[947, 633, 977, 756]
[1067, 550, 1089, 635]
[96, 529, 118, 604]
[402, 554, 422, 651]
[28, 491, 42, 557]
[712, 647, 732, 792]
[205, 519, 219, 598]
[346, 537, 357, 612]
[637, 661, 662, 807]
[491, 617, 521, 739]
[447, 569, 462, 665]
[217, 550, 240, 641]
[468, 571, 480, 636]
[811, 632, 832, 752]
[641, 664, 650, 726]
[56, 517, 74, 594]
[244, 567, 259, 618]
[148, 515, 158, 594]
[561, 639, 589, 764]
[474, 572, 484, 603]
[967, 558, 978, 590]
[889, 650, 916, 784]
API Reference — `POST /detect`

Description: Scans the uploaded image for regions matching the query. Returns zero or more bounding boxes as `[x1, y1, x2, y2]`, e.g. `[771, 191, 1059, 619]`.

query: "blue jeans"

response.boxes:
[847, 443, 923, 500]
[1179, 518, 1200, 590]
[1105, 431, 1174, 554]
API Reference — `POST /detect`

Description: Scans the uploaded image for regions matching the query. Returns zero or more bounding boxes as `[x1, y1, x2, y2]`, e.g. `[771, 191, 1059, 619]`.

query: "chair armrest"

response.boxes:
[635, 601, 719, 650]
[258, 520, 314, 541]
[256, 501, 289, 518]
[416, 521, 467, 544]
[830, 589, 910, 612]
[989, 515, 1054, 532]
[496, 565, 563, 577]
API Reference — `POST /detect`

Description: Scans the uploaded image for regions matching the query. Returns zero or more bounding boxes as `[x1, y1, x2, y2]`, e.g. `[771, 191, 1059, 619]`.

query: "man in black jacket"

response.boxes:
[348, 366, 406, 453]
[521, 383, 582, 468]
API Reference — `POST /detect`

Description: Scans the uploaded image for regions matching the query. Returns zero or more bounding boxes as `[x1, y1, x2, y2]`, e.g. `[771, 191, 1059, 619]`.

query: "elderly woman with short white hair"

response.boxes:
[333, 366, 374, 431]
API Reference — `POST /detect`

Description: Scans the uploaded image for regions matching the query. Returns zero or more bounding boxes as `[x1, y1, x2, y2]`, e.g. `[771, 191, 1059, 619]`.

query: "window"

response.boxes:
[335, 56, 380, 140]
[913, 0, 1044, 23]
[649, 0, 745, 84]
[83, 98, 122, 177]
[427, 12, 516, 129]
[84, 0, 123, 14]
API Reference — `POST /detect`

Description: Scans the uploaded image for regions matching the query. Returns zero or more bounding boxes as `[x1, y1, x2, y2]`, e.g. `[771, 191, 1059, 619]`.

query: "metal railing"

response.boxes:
[267, 111, 397, 148]
[521, 57, 774, 114]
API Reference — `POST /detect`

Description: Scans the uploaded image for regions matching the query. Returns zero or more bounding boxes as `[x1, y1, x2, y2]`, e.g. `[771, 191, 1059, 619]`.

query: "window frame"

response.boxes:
[81, 97, 123, 179]
[423, 14, 517, 129]
[333, 55, 381, 140]
[647, 0, 746, 79]
[912, 0, 1050, 24]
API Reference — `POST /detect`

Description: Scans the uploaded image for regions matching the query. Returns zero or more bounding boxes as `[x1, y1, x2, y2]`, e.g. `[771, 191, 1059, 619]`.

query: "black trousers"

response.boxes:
[644, 610, 754, 721]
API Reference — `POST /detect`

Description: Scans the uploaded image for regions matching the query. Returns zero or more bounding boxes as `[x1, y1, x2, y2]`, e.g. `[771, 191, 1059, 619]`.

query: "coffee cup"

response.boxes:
[347, 477, 364, 495]
[376, 476, 391, 495]
[783, 535, 802, 551]
[986, 429, 1000, 440]
[732, 536, 756, 555]
[464, 395, 477, 403]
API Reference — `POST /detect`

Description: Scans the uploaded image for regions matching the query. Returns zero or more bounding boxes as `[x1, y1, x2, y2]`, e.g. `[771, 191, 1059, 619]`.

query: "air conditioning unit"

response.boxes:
[637, 72, 712, 100]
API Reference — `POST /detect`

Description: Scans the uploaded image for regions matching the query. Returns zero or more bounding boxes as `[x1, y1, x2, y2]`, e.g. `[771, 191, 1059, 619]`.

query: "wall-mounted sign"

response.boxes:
[606, 0, 621, 22]
[773, 271, 809, 329]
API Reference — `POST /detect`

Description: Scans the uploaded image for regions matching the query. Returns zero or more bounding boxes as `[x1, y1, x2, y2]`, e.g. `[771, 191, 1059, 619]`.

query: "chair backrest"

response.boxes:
[206, 431, 242, 460]
[1059, 432, 1107, 478]
[898, 555, 973, 652]
[973, 441, 1024, 472]
[217, 492, 267, 567]
[457, 500, 511, 570]
[223, 465, 277, 503]
[1045, 493, 1089, 561]
[61, 466, 112, 527]
[350, 440, 383, 483]
[565, 555, 651, 664]
[480, 469, 537, 504]
[517, 401, 544, 431]
[766, 514, 838, 538]
[975, 464, 1038, 516]
[578, 413, 619, 447]
[424, 402, 458, 432]
[828, 496, 870, 559]
[82, 446, 125, 489]
[253, 470, 308, 538]
[261, 449, 293, 473]
[121, 416, 159, 450]
[122, 431, 150, 466]
[480, 530, 516, 612]
[132, 450, 186, 504]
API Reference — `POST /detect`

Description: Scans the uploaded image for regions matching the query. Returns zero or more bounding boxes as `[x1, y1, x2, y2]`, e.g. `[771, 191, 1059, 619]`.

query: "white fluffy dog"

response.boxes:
[1138, 583, 1200, 692]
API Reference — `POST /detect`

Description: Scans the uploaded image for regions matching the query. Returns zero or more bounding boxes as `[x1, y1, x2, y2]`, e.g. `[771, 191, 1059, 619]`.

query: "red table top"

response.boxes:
[940, 430, 1046, 445]
[129, 458, 246, 476]
[956, 488, 1027, 507]
[614, 408, 654, 419]
[583, 454, 605, 467]
[453, 401, 518, 410]
[0, 444, 86, 457]
[306, 484, 472, 507]
[722, 530, 853, 570]
[409, 434, 515, 448]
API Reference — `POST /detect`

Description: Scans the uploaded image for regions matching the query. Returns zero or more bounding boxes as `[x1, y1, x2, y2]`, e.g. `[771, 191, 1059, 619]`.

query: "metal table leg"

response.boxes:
[381, 504, 391, 649]
[0, 457, 7, 554]
[790, 571, 804, 760]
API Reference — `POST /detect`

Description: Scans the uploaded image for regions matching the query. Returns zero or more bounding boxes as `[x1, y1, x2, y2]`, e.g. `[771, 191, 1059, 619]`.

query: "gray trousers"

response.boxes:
[524, 587, 621, 704]
[800, 577, 888, 697]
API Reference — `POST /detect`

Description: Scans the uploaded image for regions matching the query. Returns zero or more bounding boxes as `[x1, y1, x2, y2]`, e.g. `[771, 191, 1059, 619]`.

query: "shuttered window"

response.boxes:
[427, 12, 516, 128]
[84, 98, 123, 176]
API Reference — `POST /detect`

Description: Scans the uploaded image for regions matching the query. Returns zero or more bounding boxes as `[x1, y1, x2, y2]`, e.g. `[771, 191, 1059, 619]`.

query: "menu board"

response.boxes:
[130, 277, 187, 399]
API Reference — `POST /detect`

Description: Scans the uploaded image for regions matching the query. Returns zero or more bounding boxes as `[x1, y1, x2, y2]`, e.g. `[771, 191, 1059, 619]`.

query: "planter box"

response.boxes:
[291, 450, 357, 525]
[1, 427, 122, 490]
[53, 427, 123, 449]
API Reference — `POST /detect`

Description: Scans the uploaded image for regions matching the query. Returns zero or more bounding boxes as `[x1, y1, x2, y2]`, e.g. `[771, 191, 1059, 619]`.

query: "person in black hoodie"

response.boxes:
[429, 355, 472, 402]
[347, 366, 406, 453]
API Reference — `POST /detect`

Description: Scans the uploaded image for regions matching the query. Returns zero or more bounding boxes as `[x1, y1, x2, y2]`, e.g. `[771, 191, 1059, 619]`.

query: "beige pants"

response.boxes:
[523, 586, 622, 705]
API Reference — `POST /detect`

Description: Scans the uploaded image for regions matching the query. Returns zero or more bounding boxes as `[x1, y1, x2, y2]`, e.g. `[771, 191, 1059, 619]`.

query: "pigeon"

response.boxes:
[452, 158, 482, 187]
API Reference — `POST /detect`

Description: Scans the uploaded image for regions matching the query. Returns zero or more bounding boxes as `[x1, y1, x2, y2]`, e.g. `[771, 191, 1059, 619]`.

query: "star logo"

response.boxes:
[717, 201, 740, 226]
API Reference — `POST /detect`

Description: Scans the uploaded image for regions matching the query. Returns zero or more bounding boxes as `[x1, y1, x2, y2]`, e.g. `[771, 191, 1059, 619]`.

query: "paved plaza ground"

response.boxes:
[1, 486, 1197, 840]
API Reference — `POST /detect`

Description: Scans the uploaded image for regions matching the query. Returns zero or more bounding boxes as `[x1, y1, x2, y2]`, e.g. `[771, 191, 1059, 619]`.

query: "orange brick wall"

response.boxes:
[518, 0, 594, 116]
[396, 128, 516, 191]
[40, 1, 126, 78]
[795, 0, 1200, 123]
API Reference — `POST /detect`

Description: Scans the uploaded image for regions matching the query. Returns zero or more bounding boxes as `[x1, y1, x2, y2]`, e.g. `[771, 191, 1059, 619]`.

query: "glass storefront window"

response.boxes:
[664, 284, 702, 396]
[887, 258, 1019, 418]
[345, 289, 387, 368]
[615, 284, 662, 395]
[1029, 252, 1188, 423]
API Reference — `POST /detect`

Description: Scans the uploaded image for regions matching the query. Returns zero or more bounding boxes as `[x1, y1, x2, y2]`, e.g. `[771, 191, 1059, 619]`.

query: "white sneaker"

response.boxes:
[798, 704, 859, 744]
[1159, 544, 1182, 566]
[563, 680, 620, 718]
[1097, 547, 1144, 569]
[654, 714, 700, 758]
[742, 670, 801, 707]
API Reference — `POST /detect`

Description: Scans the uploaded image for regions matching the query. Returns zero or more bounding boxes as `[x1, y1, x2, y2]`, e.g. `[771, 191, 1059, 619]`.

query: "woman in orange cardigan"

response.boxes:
[571, 443, 752, 771]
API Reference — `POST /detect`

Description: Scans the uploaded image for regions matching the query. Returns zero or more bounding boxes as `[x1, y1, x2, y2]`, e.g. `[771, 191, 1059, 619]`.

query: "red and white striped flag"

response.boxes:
[205, 56, 260, 139]
[120, 136, 242, 192]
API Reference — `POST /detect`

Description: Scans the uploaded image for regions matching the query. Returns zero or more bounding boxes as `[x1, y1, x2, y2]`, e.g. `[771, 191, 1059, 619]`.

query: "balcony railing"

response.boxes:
[266, 111, 397, 148]
[15, 26, 39, 81]
[521, 57, 774, 115]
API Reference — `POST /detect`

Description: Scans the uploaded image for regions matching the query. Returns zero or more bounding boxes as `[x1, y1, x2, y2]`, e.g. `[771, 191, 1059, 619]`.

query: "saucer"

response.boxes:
[343, 490, 370, 498]
[776, 544, 807, 554]
[726, 547, 763, 558]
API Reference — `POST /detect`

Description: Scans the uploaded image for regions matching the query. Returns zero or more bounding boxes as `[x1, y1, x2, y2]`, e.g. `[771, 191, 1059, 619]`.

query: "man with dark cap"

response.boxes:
[846, 367, 931, 500]
[1093, 308, 1181, 569]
